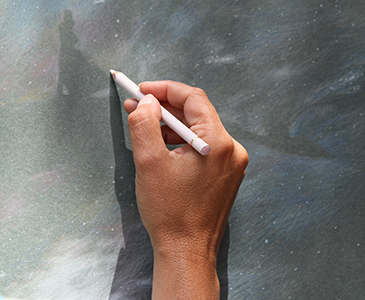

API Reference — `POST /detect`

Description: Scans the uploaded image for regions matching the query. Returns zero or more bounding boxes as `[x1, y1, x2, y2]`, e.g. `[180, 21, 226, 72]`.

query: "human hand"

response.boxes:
[124, 81, 248, 299]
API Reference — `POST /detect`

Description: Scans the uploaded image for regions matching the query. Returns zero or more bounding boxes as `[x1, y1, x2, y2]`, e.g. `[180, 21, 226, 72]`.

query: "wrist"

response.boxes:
[152, 248, 220, 300]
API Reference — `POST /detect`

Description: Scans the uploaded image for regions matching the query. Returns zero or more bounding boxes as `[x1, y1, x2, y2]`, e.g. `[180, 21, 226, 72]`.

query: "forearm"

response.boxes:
[152, 248, 220, 300]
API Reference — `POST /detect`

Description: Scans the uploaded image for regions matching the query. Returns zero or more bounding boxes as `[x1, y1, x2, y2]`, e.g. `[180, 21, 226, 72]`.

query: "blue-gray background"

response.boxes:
[0, 0, 364, 299]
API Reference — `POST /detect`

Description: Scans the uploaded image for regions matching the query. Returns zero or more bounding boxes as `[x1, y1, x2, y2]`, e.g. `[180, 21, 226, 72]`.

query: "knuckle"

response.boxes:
[191, 87, 208, 99]
[216, 135, 235, 157]
[217, 137, 249, 174]
[136, 149, 160, 171]
[128, 108, 151, 129]
[236, 141, 249, 166]
[235, 144, 249, 176]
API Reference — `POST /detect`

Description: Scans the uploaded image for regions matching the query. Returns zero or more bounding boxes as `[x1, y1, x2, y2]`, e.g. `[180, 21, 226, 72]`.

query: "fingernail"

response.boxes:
[138, 94, 154, 106]
[138, 82, 151, 90]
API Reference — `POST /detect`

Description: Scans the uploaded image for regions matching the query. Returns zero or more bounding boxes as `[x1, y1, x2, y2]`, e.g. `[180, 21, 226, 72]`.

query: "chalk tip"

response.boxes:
[110, 69, 120, 80]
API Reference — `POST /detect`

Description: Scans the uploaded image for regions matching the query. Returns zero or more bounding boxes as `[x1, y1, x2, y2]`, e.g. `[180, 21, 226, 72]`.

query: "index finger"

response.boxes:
[139, 81, 210, 110]
[139, 81, 218, 127]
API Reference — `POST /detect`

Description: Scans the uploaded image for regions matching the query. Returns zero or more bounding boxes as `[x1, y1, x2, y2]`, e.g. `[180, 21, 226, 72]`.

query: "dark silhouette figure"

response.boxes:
[57, 10, 103, 99]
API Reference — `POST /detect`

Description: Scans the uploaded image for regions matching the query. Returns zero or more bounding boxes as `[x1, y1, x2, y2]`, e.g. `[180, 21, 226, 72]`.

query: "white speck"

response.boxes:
[265, 239, 269, 244]
[320, 4, 323, 7]
[357, 243, 361, 247]
[29, 81, 32, 85]
[294, 267, 298, 271]
[116, 19, 120, 23]
[115, 34, 118, 38]
[352, 23, 355, 27]
[334, 226, 337, 229]
[318, 251, 321, 254]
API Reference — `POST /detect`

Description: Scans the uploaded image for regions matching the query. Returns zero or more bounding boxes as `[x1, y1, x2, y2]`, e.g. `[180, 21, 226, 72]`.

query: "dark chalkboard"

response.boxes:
[1, 1, 364, 299]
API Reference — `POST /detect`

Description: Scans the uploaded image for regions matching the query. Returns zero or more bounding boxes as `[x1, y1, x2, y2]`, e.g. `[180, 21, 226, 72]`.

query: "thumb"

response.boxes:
[128, 94, 167, 164]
